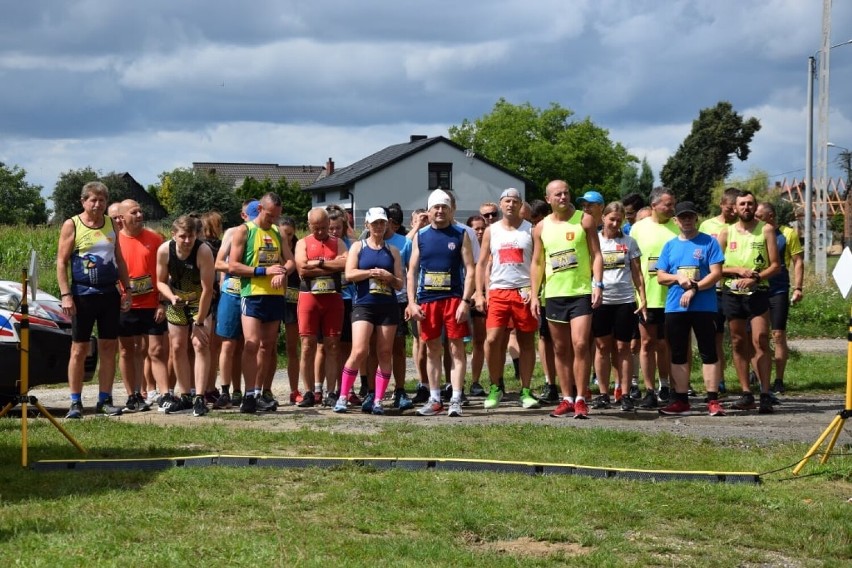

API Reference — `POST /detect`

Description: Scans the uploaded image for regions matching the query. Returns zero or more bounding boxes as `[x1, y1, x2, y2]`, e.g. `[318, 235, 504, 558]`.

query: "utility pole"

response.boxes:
[815, 0, 832, 279]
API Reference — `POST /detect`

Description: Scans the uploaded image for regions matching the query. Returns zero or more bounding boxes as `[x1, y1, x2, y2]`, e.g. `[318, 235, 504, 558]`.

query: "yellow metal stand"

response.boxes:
[793, 305, 852, 475]
[0, 268, 86, 467]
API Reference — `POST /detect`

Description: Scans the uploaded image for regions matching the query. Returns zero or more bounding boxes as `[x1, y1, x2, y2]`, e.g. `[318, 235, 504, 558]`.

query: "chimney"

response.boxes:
[326, 157, 334, 175]
[410, 135, 427, 143]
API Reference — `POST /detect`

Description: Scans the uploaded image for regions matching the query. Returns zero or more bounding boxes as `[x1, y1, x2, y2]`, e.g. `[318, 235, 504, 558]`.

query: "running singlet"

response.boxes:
[168, 240, 203, 307]
[629, 217, 678, 309]
[70, 216, 119, 295]
[299, 234, 342, 295]
[489, 220, 533, 292]
[723, 222, 769, 294]
[416, 224, 464, 303]
[240, 222, 285, 297]
[540, 211, 590, 299]
[768, 225, 801, 296]
[119, 228, 163, 308]
[355, 240, 397, 305]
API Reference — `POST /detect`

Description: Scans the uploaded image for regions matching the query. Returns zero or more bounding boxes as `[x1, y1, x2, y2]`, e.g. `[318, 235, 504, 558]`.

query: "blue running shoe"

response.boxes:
[361, 392, 375, 413]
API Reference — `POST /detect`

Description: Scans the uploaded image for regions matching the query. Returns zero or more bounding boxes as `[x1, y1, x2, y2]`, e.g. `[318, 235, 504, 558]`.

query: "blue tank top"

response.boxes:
[355, 240, 397, 305]
[416, 224, 464, 303]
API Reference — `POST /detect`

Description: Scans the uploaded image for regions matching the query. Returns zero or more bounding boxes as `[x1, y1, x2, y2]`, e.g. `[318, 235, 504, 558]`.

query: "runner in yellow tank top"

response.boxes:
[718, 190, 779, 414]
[530, 180, 603, 419]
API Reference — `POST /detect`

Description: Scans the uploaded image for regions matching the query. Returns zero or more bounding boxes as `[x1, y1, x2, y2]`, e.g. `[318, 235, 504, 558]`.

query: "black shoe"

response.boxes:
[542, 383, 559, 404]
[758, 393, 774, 414]
[323, 391, 339, 408]
[639, 390, 658, 409]
[95, 397, 124, 416]
[657, 386, 670, 403]
[621, 396, 635, 412]
[240, 394, 257, 414]
[469, 382, 486, 397]
[257, 391, 278, 412]
[772, 379, 785, 394]
[460, 391, 470, 407]
[296, 390, 316, 408]
[591, 394, 611, 409]
[730, 392, 756, 410]
[687, 388, 697, 397]
[412, 384, 430, 404]
[440, 382, 452, 402]
[629, 384, 642, 400]
[164, 395, 192, 414]
[192, 396, 209, 417]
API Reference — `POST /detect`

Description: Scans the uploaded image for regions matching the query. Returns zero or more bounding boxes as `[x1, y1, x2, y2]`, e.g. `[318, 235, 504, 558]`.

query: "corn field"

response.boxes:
[0, 225, 61, 295]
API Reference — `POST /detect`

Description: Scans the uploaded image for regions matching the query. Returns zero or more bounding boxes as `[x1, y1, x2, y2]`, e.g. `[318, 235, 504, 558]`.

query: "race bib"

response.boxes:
[223, 276, 241, 296]
[257, 249, 279, 267]
[602, 251, 625, 271]
[369, 278, 392, 296]
[549, 249, 577, 272]
[677, 266, 699, 281]
[310, 276, 336, 294]
[129, 274, 153, 296]
[285, 287, 299, 303]
[423, 271, 451, 291]
[648, 256, 659, 274]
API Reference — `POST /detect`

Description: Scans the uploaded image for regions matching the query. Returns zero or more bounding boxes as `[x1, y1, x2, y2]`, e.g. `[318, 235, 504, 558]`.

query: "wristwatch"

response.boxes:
[592, 281, 605, 289]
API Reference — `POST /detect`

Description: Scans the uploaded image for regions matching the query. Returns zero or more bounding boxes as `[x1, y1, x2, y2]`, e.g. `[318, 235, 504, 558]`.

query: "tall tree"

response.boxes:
[0, 162, 49, 225]
[150, 168, 241, 226]
[619, 164, 639, 197]
[237, 176, 311, 226]
[660, 101, 761, 214]
[449, 98, 635, 201]
[638, 157, 655, 199]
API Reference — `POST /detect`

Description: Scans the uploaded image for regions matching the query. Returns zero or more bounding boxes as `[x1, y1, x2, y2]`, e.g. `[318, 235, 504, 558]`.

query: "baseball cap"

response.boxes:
[427, 189, 452, 210]
[674, 201, 698, 217]
[245, 200, 261, 221]
[500, 187, 521, 200]
[576, 190, 604, 205]
[365, 207, 388, 223]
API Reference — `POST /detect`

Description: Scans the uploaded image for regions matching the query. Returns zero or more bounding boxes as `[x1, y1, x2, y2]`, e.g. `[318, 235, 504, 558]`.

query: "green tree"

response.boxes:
[150, 168, 241, 225]
[660, 101, 761, 214]
[448, 98, 635, 201]
[619, 164, 639, 197]
[51, 167, 133, 221]
[0, 162, 49, 225]
[638, 157, 654, 199]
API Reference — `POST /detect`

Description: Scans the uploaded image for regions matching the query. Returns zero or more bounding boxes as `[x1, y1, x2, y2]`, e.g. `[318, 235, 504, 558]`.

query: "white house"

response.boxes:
[304, 135, 533, 228]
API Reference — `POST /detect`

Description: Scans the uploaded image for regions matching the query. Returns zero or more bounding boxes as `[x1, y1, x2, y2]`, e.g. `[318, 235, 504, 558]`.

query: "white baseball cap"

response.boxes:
[365, 207, 388, 223]
[427, 189, 452, 210]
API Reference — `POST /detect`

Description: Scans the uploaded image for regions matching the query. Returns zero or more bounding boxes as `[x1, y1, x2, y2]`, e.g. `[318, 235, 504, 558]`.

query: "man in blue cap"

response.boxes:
[577, 190, 605, 228]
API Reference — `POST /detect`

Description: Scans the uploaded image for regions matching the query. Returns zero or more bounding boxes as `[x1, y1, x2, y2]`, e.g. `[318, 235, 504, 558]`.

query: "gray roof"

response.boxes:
[193, 162, 327, 188]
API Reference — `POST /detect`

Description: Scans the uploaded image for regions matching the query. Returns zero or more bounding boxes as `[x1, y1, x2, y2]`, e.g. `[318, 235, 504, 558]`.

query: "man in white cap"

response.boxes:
[474, 188, 540, 410]
[406, 189, 476, 417]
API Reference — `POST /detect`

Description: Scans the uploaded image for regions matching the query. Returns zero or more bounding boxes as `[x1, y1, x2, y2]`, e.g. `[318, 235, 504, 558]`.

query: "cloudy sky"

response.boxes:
[1, 0, 851, 201]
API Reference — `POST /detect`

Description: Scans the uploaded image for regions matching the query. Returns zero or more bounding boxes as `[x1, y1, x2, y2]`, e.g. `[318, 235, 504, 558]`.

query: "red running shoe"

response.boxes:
[707, 399, 726, 417]
[573, 398, 589, 419]
[348, 391, 362, 406]
[659, 400, 691, 416]
[289, 390, 303, 405]
[549, 399, 575, 418]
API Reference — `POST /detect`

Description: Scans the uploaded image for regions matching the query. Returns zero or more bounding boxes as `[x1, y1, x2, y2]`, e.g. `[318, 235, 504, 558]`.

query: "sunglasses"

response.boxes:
[482, 212, 498, 218]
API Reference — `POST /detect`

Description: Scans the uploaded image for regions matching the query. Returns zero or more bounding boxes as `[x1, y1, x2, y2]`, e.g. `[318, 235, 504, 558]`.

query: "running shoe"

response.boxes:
[95, 397, 124, 416]
[333, 396, 348, 413]
[707, 399, 726, 417]
[416, 398, 444, 416]
[639, 390, 658, 409]
[124, 395, 138, 412]
[372, 402, 385, 416]
[289, 390, 303, 405]
[361, 392, 375, 413]
[621, 396, 635, 412]
[144, 389, 160, 406]
[447, 400, 462, 417]
[65, 401, 83, 419]
[440, 382, 453, 402]
[296, 390, 315, 408]
[573, 398, 589, 419]
[157, 393, 175, 412]
[629, 384, 642, 400]
[772, 379, 785, 394]
[730, 393, 756, 410]
[256, 392, 278, 412]
[519, 387, 540, 409]
[469, 382, 486, 397]
[657, 386, 671, 403]
[411, 383, 430, 404]
[231, 391, 243, 406]
[239, 394, 257, 414]
[483, 384, 503, 410]
[192, 396, 209, 417]
[134, 392, 151, 412]
[347, 391, 362, 406]
[323, 392, 339, 408]
[213, 392, 232, 409]
[758, 393, 774, 414]
[591, 394, 611, 409]
[687, 388, 697, 398]
[204, 389, 220, 405]
[392, 389, 414, 411]
[659, 400, 691, 415]
[549, 399, 574, 418]
[541, 383, 559, 404]
[164, 395, 192, 414]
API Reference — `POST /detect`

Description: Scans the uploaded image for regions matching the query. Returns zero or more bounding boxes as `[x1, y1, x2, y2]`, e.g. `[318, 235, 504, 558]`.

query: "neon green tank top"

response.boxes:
[723, 221, 769, 293]
[240, 222, 285, 297]
[630, 217, 678, 309]
[541, 210, 591, 298]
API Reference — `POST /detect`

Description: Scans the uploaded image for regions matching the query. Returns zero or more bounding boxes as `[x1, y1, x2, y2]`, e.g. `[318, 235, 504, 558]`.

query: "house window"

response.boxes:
[428, 163, 452, 190]
[339, 189, 349, 200]
[316, 191, 326, 204]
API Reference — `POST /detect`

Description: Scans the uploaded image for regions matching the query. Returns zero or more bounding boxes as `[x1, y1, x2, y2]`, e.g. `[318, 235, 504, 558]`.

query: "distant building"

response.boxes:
[304, 135, 533, 227]
[119, 172, 168, 221]
[192, 162, 327, 190]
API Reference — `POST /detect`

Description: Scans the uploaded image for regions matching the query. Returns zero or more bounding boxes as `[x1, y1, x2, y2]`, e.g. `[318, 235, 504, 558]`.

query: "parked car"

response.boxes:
[0, 281, 97, 404]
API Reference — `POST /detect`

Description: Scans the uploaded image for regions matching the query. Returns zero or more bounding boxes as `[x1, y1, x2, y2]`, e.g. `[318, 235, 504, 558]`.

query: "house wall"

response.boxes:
[314, 141, 525, 229]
